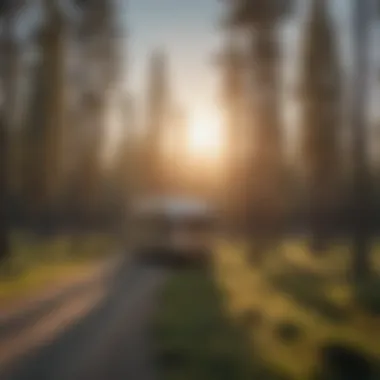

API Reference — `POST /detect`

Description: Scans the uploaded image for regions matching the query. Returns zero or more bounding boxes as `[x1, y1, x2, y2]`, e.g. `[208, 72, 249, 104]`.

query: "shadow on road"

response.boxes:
[0, 256, 167, 380]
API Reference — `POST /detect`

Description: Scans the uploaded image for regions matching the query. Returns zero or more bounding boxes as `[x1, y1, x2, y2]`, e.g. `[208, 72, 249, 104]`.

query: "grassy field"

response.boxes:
[154, 239, 380, 380]
[153, 270, 283, 380]
[0, 232, 121, 306]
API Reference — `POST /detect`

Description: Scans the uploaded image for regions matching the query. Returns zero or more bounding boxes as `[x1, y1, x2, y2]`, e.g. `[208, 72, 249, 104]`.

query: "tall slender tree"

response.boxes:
[219, 33, 247, 233]
[0, 0, 25, 260]
[113, 94, 136, 207]
[225, 0, 292, 263]
[351, 0, 372, 281]
[144, 49, 170, 197]
[73, 0, 121, 222]
[23, 0, 66, 229]
[166, 104, 188, 196]
[298, 0, 342, 253]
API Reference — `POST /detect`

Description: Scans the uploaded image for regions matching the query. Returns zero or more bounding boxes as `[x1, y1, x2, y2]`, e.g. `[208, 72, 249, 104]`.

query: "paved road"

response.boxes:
[0, 257, 167, 380]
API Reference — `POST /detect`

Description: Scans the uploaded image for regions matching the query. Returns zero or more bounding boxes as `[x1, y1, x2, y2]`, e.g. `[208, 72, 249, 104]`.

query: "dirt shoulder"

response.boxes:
[0, 253, 124, 320]
[0, 261, 166, 380]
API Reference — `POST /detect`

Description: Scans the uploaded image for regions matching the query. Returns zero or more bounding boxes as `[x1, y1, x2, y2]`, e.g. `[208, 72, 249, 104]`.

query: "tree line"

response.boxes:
[0, 0, 132, 263]
[0, 0, 199, 266]
[1, 0, 380, 284]
[220, 0, 379, 282]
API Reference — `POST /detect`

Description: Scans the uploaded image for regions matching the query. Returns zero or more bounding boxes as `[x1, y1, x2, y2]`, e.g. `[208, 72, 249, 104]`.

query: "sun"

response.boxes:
[187, 108, 224, 159]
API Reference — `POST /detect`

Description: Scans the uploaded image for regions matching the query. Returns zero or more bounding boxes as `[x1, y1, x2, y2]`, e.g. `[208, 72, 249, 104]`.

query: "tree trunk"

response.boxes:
[351, 0, 372, 282]
[309, 207, 329, 254]
[0, 18, 18, 264]
[0, 116, 10, 263]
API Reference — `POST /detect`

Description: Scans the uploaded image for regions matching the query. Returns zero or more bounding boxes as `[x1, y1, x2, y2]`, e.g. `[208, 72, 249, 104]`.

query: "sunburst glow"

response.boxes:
[187, 108, 224, 159]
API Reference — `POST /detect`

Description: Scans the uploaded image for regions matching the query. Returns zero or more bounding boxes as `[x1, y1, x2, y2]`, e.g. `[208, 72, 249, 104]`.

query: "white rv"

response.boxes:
[131, 197, 217, 266]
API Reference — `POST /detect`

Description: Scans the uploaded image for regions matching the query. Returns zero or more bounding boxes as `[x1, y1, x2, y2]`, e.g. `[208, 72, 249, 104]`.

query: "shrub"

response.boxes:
[269, 269, 348, 322]
[319, 343, 373, 380]
[274, 320, 303, 344]
[355, 276, 380, 315]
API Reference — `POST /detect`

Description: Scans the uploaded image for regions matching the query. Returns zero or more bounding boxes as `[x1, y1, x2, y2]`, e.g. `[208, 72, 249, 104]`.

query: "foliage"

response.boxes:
[269, 268, 349, 322]
[354, 276, 380, 315]
[0, 231, 120, 304]
[274, 321, 303, 344]
[212, 239, 380, 380]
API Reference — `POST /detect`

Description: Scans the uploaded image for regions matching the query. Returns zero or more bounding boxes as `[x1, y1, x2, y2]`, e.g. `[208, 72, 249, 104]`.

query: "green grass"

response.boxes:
[354, 275, 380, 315]
[153, 239, 380, 379]
[214, 240, 380, 379]
[268, 267, 350, 322]
[153, 270, 291, 380]
[0, 232, 121, 305]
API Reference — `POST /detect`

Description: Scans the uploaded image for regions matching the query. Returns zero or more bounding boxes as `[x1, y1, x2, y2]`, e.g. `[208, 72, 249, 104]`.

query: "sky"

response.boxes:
[14, 0, 375, 161]
[13, 0, 380, 164]
[127, 0, 223, 122]
[93, 0, 380, 162]
[125, 0, 356, 125]
[16, 0, 378, 131]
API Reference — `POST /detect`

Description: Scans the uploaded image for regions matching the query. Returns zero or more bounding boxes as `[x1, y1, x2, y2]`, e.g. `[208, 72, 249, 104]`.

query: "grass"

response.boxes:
[0, 232, 121, 306]
[154, 270, 296, 380]
[214, 240, 380, 379]
[354, 275, 380, 315]
[268, 267, 349, 322]
[155, 239, 380, 380]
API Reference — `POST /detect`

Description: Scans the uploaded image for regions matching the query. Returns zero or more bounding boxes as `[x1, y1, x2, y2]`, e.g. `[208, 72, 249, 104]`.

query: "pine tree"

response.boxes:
[73, 0, 120, 222]
[351, 0, 372, 281]
[0, 0, 25, 261]
[219, 34, 247, 233]
[225, 0, 293, 263]
[166, 104, 188, 196]
[144, 49, 170, 197]
[299, 0, 342, 253]
[114, 94, 136, 206]
[23, 0, 66, 230]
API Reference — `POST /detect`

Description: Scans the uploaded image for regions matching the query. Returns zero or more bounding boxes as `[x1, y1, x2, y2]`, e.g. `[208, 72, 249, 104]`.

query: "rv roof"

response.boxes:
[133, 197, 215, 218]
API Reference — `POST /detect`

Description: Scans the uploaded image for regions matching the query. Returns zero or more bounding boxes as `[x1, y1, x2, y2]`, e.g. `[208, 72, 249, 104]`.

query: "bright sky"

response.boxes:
[128, 0, 223, 120]
[125, 0, 356, 131]
[111, 0, 380, 161]
[126, 1, 351, 103]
